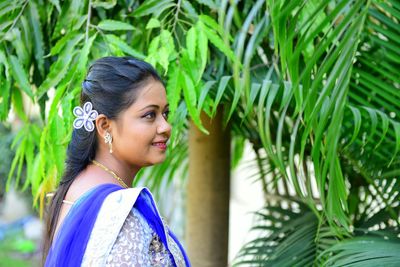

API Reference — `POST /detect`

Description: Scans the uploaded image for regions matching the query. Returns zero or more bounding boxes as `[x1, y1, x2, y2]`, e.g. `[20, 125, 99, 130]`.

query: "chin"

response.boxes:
[145, 156, 167, 166]
[154, 157, 167, 164]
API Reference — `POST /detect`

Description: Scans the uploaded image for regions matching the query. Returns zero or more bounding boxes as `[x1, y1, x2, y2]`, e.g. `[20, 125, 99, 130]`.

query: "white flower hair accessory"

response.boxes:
[73, 102, 98, 132]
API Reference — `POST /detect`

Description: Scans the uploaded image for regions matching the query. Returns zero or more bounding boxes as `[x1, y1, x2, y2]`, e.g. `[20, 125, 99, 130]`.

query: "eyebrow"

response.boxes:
[139, 104, 169, 111]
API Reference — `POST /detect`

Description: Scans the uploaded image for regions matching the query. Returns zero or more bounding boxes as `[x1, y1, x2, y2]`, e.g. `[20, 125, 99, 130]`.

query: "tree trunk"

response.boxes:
[186, 110, 231, 267]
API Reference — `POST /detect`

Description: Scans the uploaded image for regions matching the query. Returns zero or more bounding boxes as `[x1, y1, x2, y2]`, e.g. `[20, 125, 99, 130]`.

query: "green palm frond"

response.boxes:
[233, 199, 329, 267]
[344, 0, 400, 169]
[234, 196, 400, 266]
[230, 0, 399, 265]
[227, 0, 399, 232]
[322, 236, 400, 267]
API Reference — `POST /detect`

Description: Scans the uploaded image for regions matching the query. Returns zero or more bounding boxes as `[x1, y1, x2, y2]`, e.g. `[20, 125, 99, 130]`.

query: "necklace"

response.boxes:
[92, 159, 129, 189]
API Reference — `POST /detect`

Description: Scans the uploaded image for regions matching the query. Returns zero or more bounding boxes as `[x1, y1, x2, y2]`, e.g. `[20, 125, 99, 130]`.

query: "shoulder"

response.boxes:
[65, 166, 121, 203]
[56, 167, 126, 235]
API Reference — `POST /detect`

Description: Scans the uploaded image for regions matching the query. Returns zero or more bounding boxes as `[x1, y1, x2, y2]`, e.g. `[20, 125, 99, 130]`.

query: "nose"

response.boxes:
[157, 117, 172, 136]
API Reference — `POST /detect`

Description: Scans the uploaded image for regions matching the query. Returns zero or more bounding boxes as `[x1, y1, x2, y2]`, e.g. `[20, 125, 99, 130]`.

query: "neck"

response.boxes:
[94, 151, 140, 187]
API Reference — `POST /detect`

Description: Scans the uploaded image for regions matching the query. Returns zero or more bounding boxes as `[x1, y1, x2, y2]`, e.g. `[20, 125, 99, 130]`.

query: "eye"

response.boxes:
[163, 110, 170, 119]
[143, 111, 156, 119]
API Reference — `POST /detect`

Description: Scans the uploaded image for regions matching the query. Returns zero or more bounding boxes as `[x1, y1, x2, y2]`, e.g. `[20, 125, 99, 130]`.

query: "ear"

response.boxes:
[95, 114, 112, 139]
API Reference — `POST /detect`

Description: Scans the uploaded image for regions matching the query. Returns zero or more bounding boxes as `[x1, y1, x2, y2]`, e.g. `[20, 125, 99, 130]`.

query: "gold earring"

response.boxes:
[104, 131, 113, 153]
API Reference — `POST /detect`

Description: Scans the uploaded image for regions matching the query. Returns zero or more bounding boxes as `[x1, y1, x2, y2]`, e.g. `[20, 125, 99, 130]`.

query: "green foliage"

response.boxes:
[1, 0, 399, 265]
[0, 0, 235, 206]
[0, 124, 15, 198]
[322, 237, 400, 267]
[231, 0, 400, 264]
[234, 200, 326, 266]
[0, 229, 38, 266]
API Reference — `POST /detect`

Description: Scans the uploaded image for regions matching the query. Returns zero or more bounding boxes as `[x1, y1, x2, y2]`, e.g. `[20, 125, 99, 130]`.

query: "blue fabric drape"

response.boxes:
[135, 188, 191, 267]
[45, 184, 190, 267]
[45, 184, 123, 267]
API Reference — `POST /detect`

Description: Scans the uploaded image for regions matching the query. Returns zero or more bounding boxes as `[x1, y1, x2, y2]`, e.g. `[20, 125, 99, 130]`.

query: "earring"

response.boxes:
[104, 131, 113, 153]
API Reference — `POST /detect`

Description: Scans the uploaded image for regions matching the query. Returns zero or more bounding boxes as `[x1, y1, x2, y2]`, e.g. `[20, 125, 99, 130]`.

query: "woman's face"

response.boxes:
[111, 79, 171, 168]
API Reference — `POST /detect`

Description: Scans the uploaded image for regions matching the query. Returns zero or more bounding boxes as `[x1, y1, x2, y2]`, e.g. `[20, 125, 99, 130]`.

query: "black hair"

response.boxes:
[43, 56, 163, 260]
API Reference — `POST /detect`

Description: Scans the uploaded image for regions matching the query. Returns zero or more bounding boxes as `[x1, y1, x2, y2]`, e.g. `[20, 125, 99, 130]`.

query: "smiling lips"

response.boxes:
[152, 141, 167, 150]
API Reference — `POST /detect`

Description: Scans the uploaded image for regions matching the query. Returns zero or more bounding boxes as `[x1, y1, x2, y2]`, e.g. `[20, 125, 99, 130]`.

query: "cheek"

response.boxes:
[118, 123, 153, 150]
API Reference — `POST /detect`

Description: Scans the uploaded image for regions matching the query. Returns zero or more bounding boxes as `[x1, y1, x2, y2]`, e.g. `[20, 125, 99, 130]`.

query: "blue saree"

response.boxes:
[45, 184, 190, 266]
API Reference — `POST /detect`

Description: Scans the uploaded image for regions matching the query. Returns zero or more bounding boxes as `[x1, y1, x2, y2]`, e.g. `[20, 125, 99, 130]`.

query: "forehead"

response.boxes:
[131, 80, 167, 109]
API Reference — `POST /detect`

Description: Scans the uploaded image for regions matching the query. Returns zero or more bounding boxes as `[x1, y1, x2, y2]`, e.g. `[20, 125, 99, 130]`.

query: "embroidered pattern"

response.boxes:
[81, 188, 187, 266]
[82, 188, 142, 266]
[105, 208, 187, 266]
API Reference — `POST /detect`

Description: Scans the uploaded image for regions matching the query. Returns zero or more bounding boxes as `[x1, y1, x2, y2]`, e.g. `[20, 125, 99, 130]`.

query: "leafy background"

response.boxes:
[0, 0, 399, 265]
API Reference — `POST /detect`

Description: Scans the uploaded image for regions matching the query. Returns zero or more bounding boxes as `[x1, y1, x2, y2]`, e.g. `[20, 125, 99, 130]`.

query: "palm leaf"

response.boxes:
[322, 236, 400, 267]
[233, 199, 326, 267]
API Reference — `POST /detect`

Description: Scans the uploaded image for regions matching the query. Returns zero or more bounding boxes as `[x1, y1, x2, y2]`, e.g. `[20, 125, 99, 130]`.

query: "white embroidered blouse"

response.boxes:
[80, 187, 187, 267]
[106, 208, 186, 266]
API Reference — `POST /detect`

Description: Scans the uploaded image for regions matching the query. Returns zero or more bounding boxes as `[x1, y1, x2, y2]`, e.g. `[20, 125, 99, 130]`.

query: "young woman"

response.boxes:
[44, 56, 190, 266]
